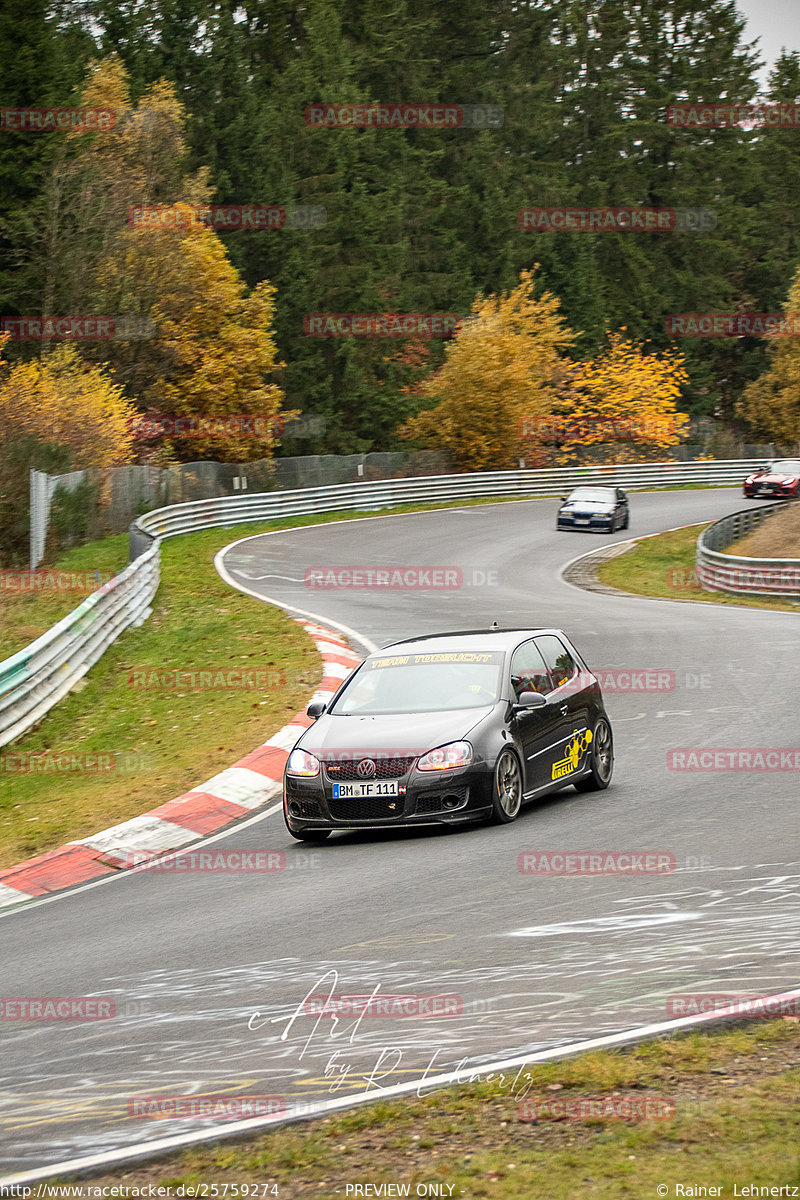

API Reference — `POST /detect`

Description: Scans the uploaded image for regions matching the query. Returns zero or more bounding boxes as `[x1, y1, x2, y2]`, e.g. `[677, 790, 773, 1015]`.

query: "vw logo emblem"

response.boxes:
[356, 759, 376, 778]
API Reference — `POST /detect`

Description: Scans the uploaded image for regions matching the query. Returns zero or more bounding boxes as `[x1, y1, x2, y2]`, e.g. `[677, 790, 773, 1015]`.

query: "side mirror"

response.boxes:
[513, 691, 547, 711]
[306, 700, 327, 719]
[560, 496, 567, 501]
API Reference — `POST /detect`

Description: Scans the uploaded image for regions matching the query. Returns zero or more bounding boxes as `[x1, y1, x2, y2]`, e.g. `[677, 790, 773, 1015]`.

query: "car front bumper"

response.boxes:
[284, 762, 494, 831]
[557, 516, 615, 531]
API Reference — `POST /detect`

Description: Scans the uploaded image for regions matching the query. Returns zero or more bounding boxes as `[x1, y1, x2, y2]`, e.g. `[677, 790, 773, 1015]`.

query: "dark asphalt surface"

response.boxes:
[1, 487, 799, 1175]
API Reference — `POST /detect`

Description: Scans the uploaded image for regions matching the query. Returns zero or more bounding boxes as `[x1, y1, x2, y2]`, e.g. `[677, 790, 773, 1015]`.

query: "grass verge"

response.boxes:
[45, 1020, 800, 1198]
[726, 504, 800, 558]
[595, 525, 800, 613]
[0, 525, 323, 868]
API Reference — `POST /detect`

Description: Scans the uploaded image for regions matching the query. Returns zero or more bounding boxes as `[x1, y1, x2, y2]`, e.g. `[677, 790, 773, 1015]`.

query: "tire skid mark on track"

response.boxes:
[1, 862, 798, 1175]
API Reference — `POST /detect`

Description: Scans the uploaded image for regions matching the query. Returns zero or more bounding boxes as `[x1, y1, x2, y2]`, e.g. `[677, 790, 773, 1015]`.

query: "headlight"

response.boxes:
[417, 741, 473, 771]
[286, 748, 321, 777]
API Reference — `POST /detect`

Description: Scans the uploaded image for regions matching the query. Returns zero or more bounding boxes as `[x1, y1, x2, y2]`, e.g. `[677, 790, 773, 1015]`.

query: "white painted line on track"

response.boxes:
[4, 984, 800, 1185]
[214, 500, 589, 655]
[216, 527, 386, 654]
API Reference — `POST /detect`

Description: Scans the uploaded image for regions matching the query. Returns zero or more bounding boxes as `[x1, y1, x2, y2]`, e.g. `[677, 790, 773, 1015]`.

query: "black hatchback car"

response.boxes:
[283, 629, 613, 840]
[557, 486, 629, 532]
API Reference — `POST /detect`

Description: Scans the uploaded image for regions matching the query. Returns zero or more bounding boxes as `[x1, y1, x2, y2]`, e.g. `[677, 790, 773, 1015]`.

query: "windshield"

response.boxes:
[566, 488, 615, 503]
[767, 460, 800, 473]
[331, 650, 505, 715]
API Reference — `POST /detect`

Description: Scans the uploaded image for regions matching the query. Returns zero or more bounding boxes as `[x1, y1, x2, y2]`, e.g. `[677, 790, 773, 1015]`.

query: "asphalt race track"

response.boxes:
[2, 487, 799, 1176]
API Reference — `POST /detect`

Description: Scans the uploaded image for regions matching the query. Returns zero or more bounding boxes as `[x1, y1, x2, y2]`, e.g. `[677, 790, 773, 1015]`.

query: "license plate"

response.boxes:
[332, 781, 399, 799]
[575, 518, 590, 524]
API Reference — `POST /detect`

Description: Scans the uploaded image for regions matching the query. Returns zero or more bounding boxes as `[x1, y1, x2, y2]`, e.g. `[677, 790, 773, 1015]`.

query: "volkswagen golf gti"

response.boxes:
[283, 628, 613, 841]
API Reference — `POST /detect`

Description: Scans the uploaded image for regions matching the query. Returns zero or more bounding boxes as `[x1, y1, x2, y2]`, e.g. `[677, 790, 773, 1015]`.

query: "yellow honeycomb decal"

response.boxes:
[552, 728, 593, 780]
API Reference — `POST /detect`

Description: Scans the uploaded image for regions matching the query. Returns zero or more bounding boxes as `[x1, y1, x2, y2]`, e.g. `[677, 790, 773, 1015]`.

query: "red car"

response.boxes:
[743, 458, 800, 499]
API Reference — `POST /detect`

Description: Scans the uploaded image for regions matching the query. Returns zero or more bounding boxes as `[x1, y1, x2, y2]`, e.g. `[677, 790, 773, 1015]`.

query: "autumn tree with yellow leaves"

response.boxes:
[544, 333, 691, 465]
[33, 56, 211, 320]
[0, 340, 135, 468]
[0, 339, 136, 562]
[23, 58, 288, 463]
[95, 207, 287, 462]
[399, 272, 690, 470]
[737, 267, 800, 445]
[398, 271, 576, 471]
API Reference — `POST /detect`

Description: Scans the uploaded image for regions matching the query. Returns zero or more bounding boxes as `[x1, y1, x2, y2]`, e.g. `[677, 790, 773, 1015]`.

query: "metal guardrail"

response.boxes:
[129, 458, 767, 555]
[0, 458, 766, 748]
[0, 545, 160, 748]
[697, 501, 800, 598]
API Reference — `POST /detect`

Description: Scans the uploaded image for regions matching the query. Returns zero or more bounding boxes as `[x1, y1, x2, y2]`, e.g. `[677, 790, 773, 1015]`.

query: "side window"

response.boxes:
[616, 488, 626, 501]
[510, 640, 551, 699]
[535, 634, 578, 690]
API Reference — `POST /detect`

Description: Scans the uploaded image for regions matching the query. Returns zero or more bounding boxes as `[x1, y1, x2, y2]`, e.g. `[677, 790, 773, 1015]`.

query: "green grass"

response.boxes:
[0, 525, 322, 867]
[44, 1021, 800, 1198]
[596, 525, 800, 613]
[0, 537, 130, 661]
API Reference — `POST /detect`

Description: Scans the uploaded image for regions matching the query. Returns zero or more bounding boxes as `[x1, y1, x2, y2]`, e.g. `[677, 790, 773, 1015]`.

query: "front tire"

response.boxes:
[491, 749, 523, 823]
[573, 718, 613, 792]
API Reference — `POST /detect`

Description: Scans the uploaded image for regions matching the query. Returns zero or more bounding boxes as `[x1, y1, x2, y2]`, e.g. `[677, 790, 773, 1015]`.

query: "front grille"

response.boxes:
[325, 757, 416, 781]
[328, 793, 405, 821]
[415, 787, 468, 815]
